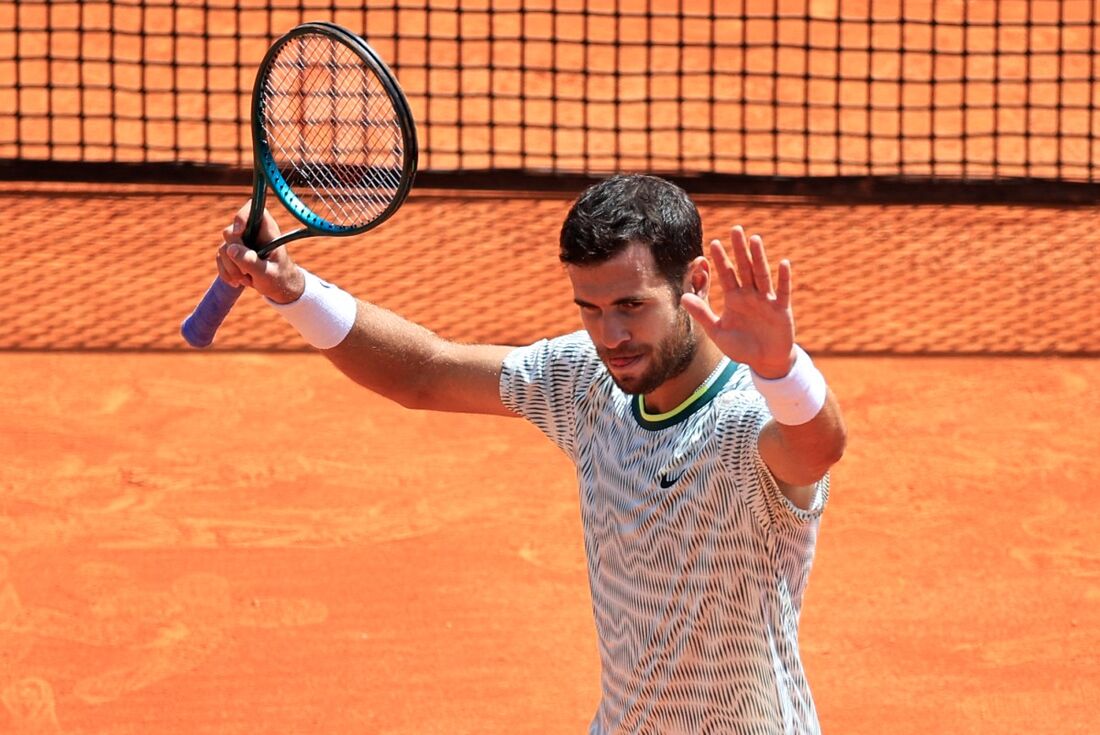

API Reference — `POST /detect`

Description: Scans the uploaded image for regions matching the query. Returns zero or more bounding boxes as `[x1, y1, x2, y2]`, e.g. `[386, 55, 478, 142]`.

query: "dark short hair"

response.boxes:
[559, 174, 703, 287]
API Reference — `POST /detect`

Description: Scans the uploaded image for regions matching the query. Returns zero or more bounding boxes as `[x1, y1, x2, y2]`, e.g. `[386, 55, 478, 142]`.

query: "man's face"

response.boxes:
[567, 241, 698, 395]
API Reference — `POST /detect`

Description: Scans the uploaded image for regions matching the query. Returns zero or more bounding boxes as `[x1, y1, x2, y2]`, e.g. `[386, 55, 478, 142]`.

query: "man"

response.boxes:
[215, 174, 847, 734]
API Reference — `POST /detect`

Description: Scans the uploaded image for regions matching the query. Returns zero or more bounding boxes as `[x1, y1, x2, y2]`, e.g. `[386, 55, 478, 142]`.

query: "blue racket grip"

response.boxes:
[180, 277, 246, 348]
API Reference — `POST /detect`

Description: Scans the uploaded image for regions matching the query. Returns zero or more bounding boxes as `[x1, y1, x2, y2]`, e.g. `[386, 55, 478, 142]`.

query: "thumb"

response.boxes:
[226, 243, 266, 278]
[681, 292, 721, 336]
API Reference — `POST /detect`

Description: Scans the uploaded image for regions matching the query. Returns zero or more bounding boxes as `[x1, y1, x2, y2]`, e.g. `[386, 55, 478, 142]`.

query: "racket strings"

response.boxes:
[278, 93, 399, 222]
[262, 35, 406, 228]
[270, 73, 400, 224]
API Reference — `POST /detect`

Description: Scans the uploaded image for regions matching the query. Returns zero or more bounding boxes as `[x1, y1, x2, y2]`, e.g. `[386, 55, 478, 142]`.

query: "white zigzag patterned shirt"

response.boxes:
[499, 331, 828, 735]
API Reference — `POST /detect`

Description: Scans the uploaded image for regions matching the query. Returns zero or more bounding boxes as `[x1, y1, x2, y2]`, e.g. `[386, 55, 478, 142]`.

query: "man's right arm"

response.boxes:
[322, 299, 516, 415]
[215, 203, 516, 417]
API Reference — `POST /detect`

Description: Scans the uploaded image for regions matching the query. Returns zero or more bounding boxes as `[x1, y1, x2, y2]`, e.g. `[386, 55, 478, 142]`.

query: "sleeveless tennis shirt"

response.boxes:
[500, 331, 828, 735]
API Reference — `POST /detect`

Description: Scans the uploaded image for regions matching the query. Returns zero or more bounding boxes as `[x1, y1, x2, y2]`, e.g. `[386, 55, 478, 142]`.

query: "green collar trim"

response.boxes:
[631, 358, 738, 431]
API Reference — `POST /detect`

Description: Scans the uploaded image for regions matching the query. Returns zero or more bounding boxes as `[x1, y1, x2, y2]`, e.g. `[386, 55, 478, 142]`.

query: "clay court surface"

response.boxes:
[1, 188, 1099, 734]
[3, 0, 1100, 732]
[0, 349, 1098, 734]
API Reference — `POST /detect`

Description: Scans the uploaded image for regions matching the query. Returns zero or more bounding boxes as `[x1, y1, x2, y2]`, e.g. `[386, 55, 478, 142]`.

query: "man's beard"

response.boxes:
[598, 310, 698, 396]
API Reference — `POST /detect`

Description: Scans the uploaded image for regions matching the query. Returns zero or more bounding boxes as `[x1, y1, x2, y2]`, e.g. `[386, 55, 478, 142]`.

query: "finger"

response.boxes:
[259, 208, 281, 244]
[749, 234, 774, 295]
[729, 226, 756, 292]
[680, 292, 722, 335]
[215, 251, 233, 285]
[216, 246, 248, 288]
[776, 259, 792, 309]
[226, 242, 266, 281]
[709, 239, 740, 294]
[222, 221, 243, 246]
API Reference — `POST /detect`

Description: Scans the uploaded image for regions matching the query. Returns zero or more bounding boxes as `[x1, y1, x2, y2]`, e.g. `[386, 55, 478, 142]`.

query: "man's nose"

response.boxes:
[599, 314, 630, 349]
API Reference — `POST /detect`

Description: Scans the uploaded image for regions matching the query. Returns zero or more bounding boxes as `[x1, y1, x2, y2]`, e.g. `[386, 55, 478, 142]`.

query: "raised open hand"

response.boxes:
[681, 226, 797, 379]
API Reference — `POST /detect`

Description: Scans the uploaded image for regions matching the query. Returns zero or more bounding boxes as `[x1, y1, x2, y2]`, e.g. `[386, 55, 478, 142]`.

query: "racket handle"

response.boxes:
[180, 277, 246, 348]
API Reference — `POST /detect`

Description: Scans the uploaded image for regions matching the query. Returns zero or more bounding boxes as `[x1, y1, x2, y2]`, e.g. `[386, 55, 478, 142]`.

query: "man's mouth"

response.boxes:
[607, 354, 644, 370]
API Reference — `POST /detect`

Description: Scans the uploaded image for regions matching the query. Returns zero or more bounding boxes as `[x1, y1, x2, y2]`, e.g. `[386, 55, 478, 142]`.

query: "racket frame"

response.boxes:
[246, 21, 419, 258]
[180, 21, 418, 348]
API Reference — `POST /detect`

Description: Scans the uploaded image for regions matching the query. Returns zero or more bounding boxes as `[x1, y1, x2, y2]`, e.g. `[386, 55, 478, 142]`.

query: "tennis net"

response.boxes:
[2, 1, 1099, 198]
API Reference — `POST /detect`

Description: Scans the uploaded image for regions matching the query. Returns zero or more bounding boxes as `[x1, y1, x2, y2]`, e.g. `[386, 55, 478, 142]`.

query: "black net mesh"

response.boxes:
[3, 1, 1099, 189]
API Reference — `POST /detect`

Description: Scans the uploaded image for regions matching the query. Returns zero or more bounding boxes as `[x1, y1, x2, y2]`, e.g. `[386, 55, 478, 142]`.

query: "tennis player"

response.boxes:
[215, 173, 847, 735]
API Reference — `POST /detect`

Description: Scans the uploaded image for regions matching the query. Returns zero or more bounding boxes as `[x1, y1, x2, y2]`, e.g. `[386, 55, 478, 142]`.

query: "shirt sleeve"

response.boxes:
[714, 389, 830, 531]
[498, 331, 600, 461]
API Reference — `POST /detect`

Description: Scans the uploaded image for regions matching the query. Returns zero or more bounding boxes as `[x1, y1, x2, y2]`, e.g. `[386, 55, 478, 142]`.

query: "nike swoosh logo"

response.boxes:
[658, 474, 681, 489]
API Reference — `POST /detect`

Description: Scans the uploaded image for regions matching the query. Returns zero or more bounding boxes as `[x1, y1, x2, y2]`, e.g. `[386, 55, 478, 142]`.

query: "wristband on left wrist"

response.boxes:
[750, 345, 828, 426]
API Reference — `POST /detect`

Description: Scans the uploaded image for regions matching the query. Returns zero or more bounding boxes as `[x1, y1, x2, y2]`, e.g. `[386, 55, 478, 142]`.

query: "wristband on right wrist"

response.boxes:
[266, 268, 357, 350]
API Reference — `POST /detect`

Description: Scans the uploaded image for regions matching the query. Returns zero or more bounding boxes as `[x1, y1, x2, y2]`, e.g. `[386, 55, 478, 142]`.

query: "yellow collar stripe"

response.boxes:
[637, 357, 731, 422]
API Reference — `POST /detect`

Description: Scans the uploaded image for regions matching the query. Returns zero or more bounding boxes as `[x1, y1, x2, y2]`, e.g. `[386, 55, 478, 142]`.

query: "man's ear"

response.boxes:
[686, 255, 710, 297]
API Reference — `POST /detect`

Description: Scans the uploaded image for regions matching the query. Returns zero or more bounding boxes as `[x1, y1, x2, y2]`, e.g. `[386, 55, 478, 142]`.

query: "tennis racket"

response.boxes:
[181, 21, 417, 348]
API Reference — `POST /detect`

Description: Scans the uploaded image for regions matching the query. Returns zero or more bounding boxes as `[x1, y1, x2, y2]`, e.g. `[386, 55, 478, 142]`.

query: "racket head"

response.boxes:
[250, 22, 418, 255]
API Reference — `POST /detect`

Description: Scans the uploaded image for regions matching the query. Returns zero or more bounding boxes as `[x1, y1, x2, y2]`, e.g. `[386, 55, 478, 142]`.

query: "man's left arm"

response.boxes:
[757, 386, 846, 509]
[681, 225, 847, 510]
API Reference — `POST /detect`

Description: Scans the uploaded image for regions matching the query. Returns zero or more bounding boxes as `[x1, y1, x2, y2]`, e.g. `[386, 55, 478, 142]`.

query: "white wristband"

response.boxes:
[750, 345, 828, 426]
[267, 269, 357, 350]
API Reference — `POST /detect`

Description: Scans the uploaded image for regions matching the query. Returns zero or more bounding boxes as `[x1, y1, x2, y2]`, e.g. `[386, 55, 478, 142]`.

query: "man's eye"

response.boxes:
[621, 301, 644, 311]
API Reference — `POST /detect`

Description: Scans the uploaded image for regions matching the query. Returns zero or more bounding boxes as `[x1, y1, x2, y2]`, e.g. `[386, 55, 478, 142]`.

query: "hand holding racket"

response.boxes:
[215, 204, 300, 302]
[181, 21, 417, 348]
